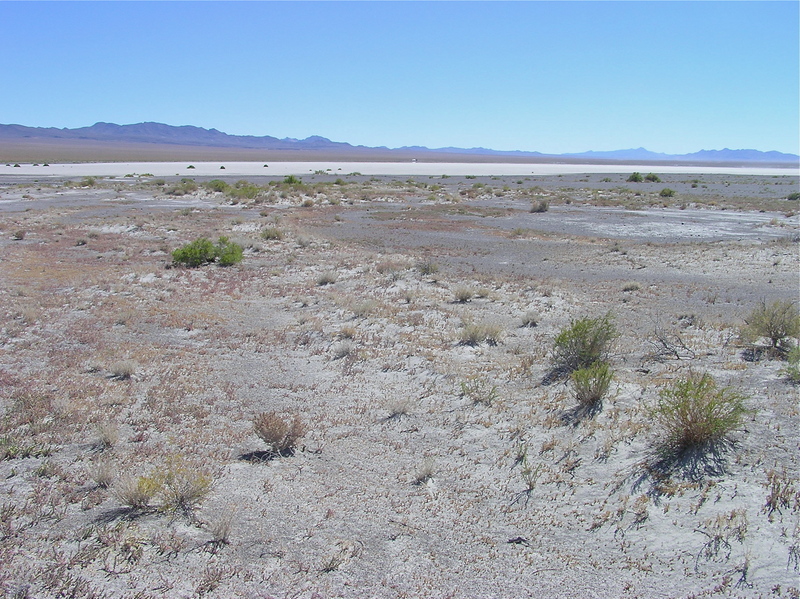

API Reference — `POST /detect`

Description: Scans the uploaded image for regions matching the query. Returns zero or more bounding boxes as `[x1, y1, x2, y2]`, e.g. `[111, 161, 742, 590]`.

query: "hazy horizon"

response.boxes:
[1, 2, 797, 155]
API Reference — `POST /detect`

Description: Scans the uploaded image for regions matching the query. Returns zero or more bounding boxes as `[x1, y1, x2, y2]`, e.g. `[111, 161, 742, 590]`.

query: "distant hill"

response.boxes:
[0, 122, 797, 165]
[563, 147, 799, 163]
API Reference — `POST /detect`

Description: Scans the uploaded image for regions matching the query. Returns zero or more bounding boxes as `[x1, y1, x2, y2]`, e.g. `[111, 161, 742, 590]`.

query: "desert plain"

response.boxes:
[0, 163, 798, 598]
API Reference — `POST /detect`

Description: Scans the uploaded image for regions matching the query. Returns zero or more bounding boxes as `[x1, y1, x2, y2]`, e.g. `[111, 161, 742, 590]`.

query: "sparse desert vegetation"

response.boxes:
[0, 169, 797, 597]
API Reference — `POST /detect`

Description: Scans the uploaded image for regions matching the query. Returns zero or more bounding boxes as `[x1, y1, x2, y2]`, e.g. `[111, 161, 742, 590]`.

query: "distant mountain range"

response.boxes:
[1, 122, 797, 164]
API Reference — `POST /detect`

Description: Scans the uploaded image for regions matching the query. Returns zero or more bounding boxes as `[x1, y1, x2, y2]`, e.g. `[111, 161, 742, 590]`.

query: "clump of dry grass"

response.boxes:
[317, 271, 338, 286]
[93, 421, 119, 450]
[332, 339, 354, 359]
[253, 412, 305, 456]
[207, 509, 236, 547]
[520, 310, 539, 328]
[415, 260, 439, 276]
[109, 360, 137, 380]
[113, 474, 159, 510]
[459, 322, 503, 346]
[530, 199, 549, 213]
[261, 226, 284, 241]
[412, 458, 436, 485]
[453, 285, 474, 303]
[157, 457, 214, 516]
[87, 458, 115, 489]
[460, 377, 499, 406]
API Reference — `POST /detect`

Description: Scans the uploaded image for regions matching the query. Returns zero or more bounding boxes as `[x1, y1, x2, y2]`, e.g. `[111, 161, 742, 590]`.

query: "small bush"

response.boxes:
[283, 175, 302, 185]
[415, 260, 439, 276]
[571, 362, 613, 409]
[113, 474, 159, 510]
[109, 360, 136, 380]
[627, 172, 643, 183]
[156, 456, 213, 516]
[530, 199, 549, 213]
[645, 173, 661, 183]
[786, 192, 800, 201]
[166, 179, 198, 196]
[459, 322, 503, 346]
[552, 313, 617, 375]
[780, 346, 800, 383]
[87, 458, 114, 489]
[317, 271, 338, 286]
[659, 188, 676, 198]
[172, 237, 243, 267]
[460, 378, 499, 406]
[229, 180, 261, 200]
[172, 237, 216, 267]
[453, 285, 474, 303]
[253, 412, 305, 456]
[520, 310, 538, 328]
[653, 372, 749, 454]
[215, 236, 243, 266]
[743, 299, 800, 353]
[205, 179, 230, 193]
[261, 227, 284, 241]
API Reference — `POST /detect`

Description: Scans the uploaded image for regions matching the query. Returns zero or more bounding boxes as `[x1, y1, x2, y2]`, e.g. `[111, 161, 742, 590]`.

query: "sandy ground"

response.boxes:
[0, 169, 798, 598]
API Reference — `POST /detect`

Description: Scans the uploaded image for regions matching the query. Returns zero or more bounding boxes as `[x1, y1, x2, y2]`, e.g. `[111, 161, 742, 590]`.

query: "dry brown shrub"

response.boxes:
[253, 412, 305, 456]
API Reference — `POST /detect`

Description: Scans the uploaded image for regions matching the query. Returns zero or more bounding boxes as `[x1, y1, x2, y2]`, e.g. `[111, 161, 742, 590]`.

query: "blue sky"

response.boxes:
[1, 1, 797, 154]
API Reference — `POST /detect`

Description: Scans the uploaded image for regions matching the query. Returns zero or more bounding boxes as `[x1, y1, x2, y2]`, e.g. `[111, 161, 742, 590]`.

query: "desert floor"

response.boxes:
[0, 169, 798, 598]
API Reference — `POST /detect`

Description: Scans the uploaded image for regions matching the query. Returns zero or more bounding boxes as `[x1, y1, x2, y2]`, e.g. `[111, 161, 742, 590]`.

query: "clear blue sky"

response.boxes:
[1, 1, 797, 155]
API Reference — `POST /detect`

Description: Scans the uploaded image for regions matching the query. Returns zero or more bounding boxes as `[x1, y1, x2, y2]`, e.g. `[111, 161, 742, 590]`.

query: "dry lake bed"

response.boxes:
[0, 167, 798, 598]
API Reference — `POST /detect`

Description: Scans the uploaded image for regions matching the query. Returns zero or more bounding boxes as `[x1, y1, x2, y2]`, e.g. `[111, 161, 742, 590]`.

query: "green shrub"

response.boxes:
[205, 179, 230, 193]
[215, 236, 243, 266]
[229, 180, 261, 200]
[571, 361, 613, 409]
[283, 175, 302, 185]
[645, 173, 661, 183]
[172, 238, 216, 267]
[781, 346, 800, 383]
[787, 192, 800, 201]
[552, 313, 617, 375]
[659, 188, 676, 198]
[653, 372, 749, 453]
[172, 237, 243, 267]
[743, 299, 800, 353]
[627, 172, 643, 183]
[166, 179, 198, 196]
